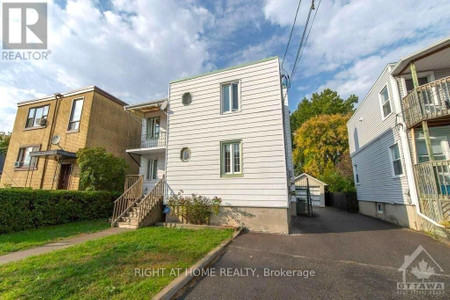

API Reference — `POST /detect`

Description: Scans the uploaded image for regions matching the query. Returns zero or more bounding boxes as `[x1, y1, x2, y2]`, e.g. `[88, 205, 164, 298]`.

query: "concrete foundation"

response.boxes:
[167, 206, 290, 234]
[358, 200, 422, 230]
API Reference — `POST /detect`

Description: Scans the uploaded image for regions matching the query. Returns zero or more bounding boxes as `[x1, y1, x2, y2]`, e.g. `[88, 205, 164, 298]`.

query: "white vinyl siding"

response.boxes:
[166, 58, 289, 207]
[351, 129, 409, 204]
[348, 64, 409, 204]
[348, 64, 399, 154]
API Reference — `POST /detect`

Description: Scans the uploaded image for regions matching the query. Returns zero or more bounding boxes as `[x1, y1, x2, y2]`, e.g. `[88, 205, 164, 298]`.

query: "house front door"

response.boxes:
[58, 163, 72, 190]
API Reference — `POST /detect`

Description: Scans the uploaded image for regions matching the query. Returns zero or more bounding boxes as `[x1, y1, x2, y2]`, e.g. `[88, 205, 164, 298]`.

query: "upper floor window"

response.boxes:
[389, 143, 403, 176]
[146, 117, 160, 139]
[16, 145, 39, 169]
[182, 92, 192, 105]
[221, 82, 239, 113]
[379, 86, 391, 119]
[68, 98, 84, 131]
[354, 127, 359, 151]
[221, 140, 242, 176]
[26, 105, 49, 128]
[405, 77, 428, 92]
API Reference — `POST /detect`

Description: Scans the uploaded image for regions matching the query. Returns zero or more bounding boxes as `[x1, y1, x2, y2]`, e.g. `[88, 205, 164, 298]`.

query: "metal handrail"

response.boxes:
[128, 131, 167, 149]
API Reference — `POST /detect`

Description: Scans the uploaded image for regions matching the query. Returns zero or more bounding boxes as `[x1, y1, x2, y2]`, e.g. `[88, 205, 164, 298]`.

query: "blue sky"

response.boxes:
[0, 0, 449, 131]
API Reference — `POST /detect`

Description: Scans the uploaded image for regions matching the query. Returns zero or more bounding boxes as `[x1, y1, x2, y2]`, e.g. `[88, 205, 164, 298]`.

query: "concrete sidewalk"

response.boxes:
[0, 227, 131, 265]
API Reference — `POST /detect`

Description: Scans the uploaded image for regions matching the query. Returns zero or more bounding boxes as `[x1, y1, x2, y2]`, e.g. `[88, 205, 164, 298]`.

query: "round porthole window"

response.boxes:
[180, 147, 191, 161]
[182, 92, 192, 105]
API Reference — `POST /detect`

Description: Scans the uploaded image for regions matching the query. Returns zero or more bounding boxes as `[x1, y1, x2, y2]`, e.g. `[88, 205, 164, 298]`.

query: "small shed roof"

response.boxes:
[294, 173, 328, 186]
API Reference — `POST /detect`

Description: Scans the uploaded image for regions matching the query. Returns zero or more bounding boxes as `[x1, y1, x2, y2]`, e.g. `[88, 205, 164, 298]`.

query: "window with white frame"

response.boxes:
[354, 164, 359, 184]
[389, 143, 403, 176]
[221, 82, 239, 113]
[146, 159, 158, 180]
[379, 86, 391, 119]
[16, 146, 39, 168]
[221, 141, 242, 176]
[146, 117, 160, 139]
[26, 105, 49, 128]
[68, 98, 84, 131]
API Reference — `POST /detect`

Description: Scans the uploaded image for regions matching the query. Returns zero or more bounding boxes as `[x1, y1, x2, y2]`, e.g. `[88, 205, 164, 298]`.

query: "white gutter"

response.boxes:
[389, 72, 445, 228]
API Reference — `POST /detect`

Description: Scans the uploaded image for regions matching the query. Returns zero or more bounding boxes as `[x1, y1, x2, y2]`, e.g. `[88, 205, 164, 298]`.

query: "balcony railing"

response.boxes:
[402, 76, 450, 128]
[128, 131, 167, 149]
[413, 159, 450, 222]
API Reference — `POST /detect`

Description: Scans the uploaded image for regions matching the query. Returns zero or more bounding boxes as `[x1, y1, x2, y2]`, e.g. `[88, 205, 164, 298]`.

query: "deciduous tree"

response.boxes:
[290, 89, 357, 134]
[77, 147, 128, 192]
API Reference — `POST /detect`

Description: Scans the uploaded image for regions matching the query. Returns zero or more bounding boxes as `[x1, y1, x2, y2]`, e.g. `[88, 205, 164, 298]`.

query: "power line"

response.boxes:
[297, 0, 322, 72]
[290, 0, 320, 80]
[281, 0, 303, 69]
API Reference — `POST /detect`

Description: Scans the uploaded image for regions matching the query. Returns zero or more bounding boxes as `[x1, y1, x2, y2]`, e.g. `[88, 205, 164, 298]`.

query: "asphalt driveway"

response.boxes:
[182, 207, 450, 299]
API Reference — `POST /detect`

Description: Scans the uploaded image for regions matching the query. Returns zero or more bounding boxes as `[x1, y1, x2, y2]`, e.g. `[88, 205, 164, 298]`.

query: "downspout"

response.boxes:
[40, 93, 63, 189]
[389, 73, 444, 229]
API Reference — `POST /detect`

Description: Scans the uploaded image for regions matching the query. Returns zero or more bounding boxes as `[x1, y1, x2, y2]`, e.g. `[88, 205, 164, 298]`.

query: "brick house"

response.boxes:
[1, 86, 140, 190]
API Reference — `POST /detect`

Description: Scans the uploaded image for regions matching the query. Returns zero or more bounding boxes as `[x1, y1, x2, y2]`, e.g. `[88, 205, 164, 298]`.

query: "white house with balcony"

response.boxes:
[347, 37, 450, 236]
[124, 99, 168, 194]
[111, 57, 296, 233]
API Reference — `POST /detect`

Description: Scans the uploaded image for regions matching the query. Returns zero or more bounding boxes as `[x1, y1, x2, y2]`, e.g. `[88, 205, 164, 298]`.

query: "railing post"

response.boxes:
[422, 121, 435, 162]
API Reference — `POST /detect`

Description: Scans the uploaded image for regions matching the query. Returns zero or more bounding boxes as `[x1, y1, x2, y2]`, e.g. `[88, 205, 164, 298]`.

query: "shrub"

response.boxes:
[0, 189, 117, 234]
[77, 147, 128, 192]
[319, 160, 355, 193]
[167, 191, 221, 225]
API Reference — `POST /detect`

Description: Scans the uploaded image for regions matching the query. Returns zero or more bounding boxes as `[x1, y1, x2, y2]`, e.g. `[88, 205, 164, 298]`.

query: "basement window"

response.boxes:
[376, 203, 384, 214]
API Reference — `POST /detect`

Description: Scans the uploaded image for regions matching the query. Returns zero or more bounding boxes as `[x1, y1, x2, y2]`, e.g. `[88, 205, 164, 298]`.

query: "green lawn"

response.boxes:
[0, 227, 234, 299]
[0, 220, 110, 255]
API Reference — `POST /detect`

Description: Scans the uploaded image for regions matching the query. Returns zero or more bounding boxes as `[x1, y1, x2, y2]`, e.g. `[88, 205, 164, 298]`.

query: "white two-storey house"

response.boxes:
[348, 38, 450, 235]
[112, 57, 295, 234]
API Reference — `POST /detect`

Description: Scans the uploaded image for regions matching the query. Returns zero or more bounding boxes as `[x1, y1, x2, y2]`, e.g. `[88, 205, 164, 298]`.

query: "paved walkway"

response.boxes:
[183, 207, 450, 299]
[0, 227, 131, 265]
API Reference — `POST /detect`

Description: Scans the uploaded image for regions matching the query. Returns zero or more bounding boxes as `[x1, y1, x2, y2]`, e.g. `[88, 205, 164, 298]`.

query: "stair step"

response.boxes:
[117, 222, 138, 229]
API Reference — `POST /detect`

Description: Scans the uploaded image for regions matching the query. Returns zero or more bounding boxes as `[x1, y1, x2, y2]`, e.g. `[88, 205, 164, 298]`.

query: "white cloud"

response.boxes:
[0, 0, 214, 131]
[264, 0, 450, 99]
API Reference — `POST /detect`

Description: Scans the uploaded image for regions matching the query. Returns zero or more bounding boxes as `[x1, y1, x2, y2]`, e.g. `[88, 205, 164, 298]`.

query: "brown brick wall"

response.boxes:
[85, 92, 140, 175]
[1, 88, 138, 190]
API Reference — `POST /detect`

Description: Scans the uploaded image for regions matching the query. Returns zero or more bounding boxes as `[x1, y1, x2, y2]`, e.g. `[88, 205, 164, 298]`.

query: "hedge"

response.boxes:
[0, 189, 119, 234]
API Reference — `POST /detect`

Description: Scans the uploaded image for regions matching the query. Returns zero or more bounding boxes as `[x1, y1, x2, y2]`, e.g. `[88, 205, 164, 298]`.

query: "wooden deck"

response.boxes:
[402, 76, 450, 129]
